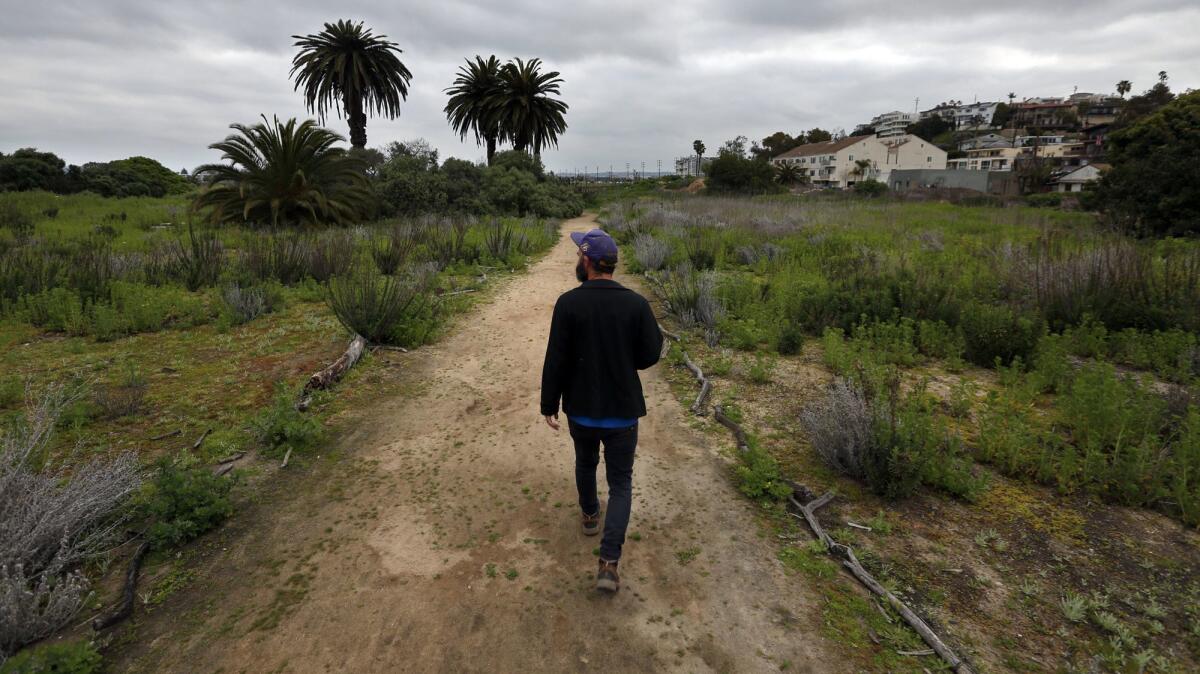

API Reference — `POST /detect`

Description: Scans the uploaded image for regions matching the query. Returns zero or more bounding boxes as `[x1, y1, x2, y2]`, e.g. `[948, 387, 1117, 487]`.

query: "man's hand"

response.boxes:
[544, 414, 560, 431]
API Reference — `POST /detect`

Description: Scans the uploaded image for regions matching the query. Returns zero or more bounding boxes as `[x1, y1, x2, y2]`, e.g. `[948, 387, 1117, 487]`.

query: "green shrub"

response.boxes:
[0, 202, 35, 237]
[1025, 192, 1065, 208]
[747, 354, 776, 383]
[775, 322, 805, 355]
[852, 318, 919, 367]
[20, 287, 87, 335]
[959, 302, 1043, 367]
[325, 267, 433, 345]
[853, 179, 888, 197]
[0, 640, 103, 674]
[251, 385, 324, 458]
[141, 457, 234, 550]
[1169, 408, 1200, 525]
[915, 319, 965, 363]
[1063, 314, 1108, 358]
[719, 317, 765, 351]
[1031, 333, 1074, 393]
[1058, 363, 1166, 505]
[735, 440, 793, 502]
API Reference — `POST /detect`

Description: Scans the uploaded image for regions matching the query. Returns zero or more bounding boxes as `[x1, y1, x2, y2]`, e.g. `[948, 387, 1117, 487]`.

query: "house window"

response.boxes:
[848, 154, 854, 161]
[926, 156, 931, 162]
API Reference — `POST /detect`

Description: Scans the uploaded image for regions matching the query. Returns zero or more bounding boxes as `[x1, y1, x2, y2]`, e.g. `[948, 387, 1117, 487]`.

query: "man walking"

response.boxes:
[541, 228, 663, 593]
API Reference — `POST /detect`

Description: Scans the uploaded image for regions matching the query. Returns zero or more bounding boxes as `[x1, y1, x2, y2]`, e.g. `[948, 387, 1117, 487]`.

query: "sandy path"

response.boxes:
[122, 214, 834, 674]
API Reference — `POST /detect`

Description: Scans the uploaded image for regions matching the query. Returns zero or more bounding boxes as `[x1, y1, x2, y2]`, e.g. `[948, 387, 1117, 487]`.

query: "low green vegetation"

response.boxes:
[609, 195, 1199, 524]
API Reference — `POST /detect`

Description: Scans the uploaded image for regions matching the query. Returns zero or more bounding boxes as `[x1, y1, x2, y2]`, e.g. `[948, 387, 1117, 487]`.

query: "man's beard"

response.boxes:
[575, 258, 588, 282]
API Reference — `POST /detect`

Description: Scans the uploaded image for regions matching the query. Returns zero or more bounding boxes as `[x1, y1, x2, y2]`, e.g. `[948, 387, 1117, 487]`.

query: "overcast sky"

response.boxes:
[1, 1, 1197, 175]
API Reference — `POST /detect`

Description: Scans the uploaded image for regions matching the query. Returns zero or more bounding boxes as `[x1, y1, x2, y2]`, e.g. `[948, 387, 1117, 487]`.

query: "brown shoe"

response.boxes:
[596, 559, 619, 593]
[582, 510, 600, 536]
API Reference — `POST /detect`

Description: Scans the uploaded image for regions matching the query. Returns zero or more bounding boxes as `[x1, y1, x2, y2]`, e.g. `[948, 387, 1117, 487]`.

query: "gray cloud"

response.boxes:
[0, 0, 1196, 175]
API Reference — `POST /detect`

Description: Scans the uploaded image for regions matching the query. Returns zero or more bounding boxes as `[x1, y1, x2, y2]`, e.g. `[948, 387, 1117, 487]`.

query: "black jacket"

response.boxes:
[540, 279, 663, 419]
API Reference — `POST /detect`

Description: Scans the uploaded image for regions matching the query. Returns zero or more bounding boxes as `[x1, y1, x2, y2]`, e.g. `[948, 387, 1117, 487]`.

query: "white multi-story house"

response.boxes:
[771, 134, 947, 188]
[953, 102, 999, 129]
[870, 111, 919, 137]
[674, 155, 713, 176]
[921, 101, 1000, 129]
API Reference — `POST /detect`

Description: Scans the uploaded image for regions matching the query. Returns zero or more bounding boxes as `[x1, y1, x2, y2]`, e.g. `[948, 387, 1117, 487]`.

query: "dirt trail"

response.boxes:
[123, 214, 835, 674]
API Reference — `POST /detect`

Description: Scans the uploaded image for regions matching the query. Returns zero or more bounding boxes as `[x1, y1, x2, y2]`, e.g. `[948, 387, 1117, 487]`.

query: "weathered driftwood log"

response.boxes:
[92, 539, 151, 631]
[192, 428, 212, 451]
[712, 402, 973, 673]
[297, 335, 367, 410]
[657, 324, 711, 415]
[149, 429, 181, 441]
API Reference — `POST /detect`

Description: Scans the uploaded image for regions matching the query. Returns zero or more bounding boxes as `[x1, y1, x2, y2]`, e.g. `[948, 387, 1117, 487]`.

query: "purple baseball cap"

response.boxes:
[570, 228, 619, 261]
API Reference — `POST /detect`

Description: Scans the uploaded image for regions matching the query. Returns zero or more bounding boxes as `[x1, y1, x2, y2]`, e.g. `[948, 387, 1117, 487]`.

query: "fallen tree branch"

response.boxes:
[712, 402, 973, 673]
[213, 463, 235, 477]
[149, 429, 181, 441]
[280, 447, 293, 469]
[297, 334, 367, 411]
[658, 324, 710, 415]
[791, 493, 974, 674]
[92, 539, 151, 631]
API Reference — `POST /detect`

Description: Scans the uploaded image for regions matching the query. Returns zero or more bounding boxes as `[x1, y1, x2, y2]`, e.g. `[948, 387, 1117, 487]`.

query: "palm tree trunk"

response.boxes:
[486, 135, 497, 166]
[345, 93, 367, 149]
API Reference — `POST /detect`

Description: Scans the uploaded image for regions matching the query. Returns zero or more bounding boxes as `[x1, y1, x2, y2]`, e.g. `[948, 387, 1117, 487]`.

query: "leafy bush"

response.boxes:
[221, 282, 277, 325]
[775, 322, 805, 355]
[0, 640, 103, 674]
[853, 179, 888, 197]
[0, 202, 34, 237]
[141, 457, 234, 550]
[959, 302, 1043, 367]
[1025, 192, 1065, 208]
[483, 218, 515, 261]
[251, 386, 324, 458]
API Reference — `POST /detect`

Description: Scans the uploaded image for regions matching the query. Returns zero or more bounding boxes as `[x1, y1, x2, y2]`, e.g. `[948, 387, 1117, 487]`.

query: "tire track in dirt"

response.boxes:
[119, 214, 836, 674]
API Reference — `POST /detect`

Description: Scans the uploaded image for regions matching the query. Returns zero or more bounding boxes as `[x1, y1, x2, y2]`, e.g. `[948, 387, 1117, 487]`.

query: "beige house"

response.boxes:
[771, 134, 947, 188]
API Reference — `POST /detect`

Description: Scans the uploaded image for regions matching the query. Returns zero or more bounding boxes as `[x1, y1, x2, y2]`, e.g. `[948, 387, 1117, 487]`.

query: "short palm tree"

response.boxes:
[693, 140, 705, 175]
[851, 159, 875, 181]
[444, 55, 505, 165]
[290, 20, 412, 149]
[492, 58, 568, 159]
[773, 162, 803, 186]
[192, 116, 371, 228]
[1117, 80, 1132, 98]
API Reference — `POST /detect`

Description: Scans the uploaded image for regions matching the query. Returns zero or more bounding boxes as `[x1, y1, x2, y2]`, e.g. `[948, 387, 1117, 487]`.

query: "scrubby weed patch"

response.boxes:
[635, 194, 1200, 672]
[613, 195, 1199, 524]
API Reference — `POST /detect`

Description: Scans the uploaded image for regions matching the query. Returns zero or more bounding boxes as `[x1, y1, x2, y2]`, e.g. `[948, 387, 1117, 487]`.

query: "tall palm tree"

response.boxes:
[492, 58, 568, 159]
[192, 116, 371, 228]
[290, 20, 413, 149]
[444, 55, 505, 165]
[692, 140, 705, 176]
[1116, 80, 1132, 98]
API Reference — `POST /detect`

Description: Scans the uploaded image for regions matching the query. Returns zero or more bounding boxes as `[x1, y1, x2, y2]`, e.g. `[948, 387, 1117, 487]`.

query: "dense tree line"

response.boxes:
[0, 148, 191, 197]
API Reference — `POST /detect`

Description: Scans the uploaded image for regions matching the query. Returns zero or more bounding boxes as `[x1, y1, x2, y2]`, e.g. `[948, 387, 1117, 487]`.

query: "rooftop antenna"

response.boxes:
[914, 97, 919, 112]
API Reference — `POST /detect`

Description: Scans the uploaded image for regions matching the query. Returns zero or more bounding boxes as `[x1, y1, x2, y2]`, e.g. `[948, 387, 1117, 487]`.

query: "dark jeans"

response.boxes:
[568, 420, 638, 562]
